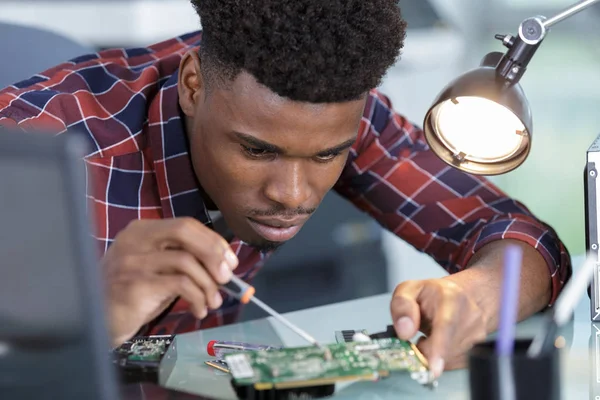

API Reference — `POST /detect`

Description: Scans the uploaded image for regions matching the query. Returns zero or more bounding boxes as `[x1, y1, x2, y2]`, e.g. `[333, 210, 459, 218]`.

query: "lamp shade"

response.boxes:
[423, 59, 533, 175]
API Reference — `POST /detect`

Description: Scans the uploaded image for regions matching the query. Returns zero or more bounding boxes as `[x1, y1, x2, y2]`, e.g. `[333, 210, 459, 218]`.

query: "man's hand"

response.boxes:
[102, 218, 239, 347]
[389, 240, 553, 378]
[390, 278, 488, 378]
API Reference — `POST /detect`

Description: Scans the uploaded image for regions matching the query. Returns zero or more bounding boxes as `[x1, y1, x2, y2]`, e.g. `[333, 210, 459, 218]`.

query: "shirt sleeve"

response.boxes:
[335, 90, 572, 305]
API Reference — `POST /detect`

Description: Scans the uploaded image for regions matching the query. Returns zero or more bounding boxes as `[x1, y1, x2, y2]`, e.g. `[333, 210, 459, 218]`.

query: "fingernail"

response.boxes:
[225, 250, 238, 269]
[220, 261, 233, 282]
[394, 317, 415, 339]
[431, 358, 445, 378]
[213, 292, 223, 308]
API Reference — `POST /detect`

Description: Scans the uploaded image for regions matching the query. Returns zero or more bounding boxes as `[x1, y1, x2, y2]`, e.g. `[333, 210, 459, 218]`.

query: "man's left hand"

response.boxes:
[390, 278, 489, 378]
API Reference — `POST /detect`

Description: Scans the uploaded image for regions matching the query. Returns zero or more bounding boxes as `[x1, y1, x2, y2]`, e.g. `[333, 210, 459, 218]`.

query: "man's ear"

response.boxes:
[178, 50, 205, 118]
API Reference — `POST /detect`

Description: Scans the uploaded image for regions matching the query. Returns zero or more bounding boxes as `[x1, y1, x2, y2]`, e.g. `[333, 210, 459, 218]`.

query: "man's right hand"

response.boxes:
[101, 218, 239, 347]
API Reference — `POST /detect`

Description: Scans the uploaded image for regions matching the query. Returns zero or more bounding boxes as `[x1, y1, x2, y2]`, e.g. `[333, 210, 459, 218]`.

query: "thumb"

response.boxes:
[390, 282, 422, 340]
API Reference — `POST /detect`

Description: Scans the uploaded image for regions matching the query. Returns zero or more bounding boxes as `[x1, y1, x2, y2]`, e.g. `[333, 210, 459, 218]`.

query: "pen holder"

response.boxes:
[468, 339, 561, 400]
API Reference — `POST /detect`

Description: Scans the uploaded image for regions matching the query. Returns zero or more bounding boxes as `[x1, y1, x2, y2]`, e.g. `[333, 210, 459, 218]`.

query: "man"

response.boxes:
[0, 0, 570, 378]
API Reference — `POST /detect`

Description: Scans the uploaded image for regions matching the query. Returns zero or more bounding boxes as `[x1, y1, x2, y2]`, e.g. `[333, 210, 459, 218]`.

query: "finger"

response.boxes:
[117, 252, 151, 273]
[416, 336, 445, 378]
[415, 301, 458, 378]
[160, 275, 209, 320]
[119, 272, 179, 323]
[150, 250, 224, 310]
[115, 252, 222, 309]
[115, 219, 175, 253]
[153, 218, 239, 284]
[390, 281, 423, 340]
[416, 313, 486, 376]
[417, 334, 476, 374]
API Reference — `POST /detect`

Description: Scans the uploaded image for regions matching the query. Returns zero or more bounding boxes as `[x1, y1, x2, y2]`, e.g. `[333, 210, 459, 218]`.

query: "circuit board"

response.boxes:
[112, 335, 174, 383]
[225, 337, 434, 391]
[113, 335, 174, 364]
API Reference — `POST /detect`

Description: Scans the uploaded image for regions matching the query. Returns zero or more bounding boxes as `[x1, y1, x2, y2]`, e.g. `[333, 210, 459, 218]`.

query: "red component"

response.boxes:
[207, 340, 217, 357]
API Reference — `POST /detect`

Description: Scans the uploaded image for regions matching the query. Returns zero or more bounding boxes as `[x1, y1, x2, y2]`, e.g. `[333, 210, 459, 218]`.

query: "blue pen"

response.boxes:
[496, 245, 523, 400]
[496, 244, 523, 356]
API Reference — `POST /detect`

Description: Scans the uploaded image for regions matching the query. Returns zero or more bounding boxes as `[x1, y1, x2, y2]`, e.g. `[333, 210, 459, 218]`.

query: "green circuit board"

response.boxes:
[225, 338, 434, 390]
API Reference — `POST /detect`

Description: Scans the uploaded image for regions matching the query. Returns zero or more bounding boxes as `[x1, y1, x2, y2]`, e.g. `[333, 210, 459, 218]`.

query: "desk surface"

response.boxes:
[124, 256, 595, 399]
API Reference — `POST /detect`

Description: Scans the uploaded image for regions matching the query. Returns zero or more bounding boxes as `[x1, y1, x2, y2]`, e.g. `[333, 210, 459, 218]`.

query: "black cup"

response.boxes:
[468, 338, 561, 400]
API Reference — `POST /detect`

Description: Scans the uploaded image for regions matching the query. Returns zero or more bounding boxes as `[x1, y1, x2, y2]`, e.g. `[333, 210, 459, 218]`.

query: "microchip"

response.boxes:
[228, 354, 256, 379]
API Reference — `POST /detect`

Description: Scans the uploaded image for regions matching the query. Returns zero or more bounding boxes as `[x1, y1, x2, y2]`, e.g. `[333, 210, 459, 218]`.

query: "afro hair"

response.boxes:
[191, 0, 407, 103]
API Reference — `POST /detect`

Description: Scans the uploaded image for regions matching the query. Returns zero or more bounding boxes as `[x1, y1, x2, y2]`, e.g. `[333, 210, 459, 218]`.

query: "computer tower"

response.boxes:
[584, 133, 600, 321]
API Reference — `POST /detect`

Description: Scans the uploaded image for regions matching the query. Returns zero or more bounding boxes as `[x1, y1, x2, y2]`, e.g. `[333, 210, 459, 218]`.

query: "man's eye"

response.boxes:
[241, 145, 272, 158]
[315, 151, 341, 162]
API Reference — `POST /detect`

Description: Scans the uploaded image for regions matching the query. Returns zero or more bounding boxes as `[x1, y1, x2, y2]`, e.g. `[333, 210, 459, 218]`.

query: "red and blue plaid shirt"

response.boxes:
[0, 31, 571, 336]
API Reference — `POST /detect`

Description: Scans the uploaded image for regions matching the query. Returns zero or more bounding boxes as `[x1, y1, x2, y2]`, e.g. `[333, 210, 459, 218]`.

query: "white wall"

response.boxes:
[0, 0, 201, 48]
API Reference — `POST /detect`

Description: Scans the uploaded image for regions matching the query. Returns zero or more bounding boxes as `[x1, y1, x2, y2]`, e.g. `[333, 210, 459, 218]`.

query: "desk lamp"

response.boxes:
[422, 0, 600, 175]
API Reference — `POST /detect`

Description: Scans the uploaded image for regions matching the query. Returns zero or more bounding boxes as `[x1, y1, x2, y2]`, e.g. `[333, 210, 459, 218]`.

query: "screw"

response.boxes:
[591, 170, 597, 177]
[593, 244, 598, 250]
[512, 67, 519, 73]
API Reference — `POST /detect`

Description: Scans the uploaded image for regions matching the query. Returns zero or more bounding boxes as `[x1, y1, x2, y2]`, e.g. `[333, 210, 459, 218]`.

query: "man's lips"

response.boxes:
[246, 217, 307, 241]
[248, 216, 308, 229]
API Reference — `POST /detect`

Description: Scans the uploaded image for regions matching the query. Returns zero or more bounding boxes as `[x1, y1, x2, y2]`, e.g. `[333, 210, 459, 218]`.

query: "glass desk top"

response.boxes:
[122, 255, 595, 399]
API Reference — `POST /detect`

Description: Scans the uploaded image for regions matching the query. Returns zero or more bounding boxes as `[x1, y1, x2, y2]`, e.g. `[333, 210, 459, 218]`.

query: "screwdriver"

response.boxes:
[221, 275, 324, 349]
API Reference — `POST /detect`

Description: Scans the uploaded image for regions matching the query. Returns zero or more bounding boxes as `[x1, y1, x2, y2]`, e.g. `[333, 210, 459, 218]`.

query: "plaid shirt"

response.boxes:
[0, 31, 571, 336]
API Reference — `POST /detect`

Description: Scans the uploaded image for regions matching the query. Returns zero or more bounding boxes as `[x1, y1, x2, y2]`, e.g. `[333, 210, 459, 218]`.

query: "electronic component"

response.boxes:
[335, 329, 369, 344]
[111, 335, 174, 383]
[335, 325, 399, 343]
[205, 359, 231, 374]
[226, 337, 435, 399]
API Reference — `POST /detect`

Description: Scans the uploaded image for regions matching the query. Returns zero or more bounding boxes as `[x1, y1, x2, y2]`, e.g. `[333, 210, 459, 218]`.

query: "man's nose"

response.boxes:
[263, 161, 312, 210]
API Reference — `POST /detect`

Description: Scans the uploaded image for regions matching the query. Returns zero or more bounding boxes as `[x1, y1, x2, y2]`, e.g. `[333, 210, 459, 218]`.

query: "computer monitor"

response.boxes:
[0, 129, 119, 400]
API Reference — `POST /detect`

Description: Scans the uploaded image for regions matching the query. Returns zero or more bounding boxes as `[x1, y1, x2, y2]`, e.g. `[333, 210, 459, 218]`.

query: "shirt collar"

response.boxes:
[147, 69, 211, 225]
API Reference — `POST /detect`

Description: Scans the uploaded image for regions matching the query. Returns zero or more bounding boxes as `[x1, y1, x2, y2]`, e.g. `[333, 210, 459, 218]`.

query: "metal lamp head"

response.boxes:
[423, 53, 533, 175]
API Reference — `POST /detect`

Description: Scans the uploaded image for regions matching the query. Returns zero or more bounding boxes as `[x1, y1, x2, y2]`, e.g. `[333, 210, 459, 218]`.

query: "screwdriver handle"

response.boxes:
[221, 275, 255, 304]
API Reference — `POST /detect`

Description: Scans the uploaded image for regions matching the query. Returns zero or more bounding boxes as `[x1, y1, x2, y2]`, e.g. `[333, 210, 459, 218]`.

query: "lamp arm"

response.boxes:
[543, 0, 600, 28]
[493, 0, 599, 83]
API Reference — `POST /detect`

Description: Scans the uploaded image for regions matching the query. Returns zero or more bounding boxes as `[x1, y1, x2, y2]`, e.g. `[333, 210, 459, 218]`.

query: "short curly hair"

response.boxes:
[190, 0, 407, 103]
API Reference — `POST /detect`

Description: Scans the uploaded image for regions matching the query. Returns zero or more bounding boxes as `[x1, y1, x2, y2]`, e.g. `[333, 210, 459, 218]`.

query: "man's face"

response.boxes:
[178, 54, 366, 251]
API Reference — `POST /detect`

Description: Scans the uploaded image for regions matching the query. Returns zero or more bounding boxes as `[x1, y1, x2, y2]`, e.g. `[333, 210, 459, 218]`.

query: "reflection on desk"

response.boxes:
[120, 383, 208, 400]
[124, 255, 596, 400]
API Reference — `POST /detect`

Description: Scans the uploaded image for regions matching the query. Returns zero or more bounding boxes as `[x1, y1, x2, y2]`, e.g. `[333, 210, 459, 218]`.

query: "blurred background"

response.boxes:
[0, 0, 598, 319]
